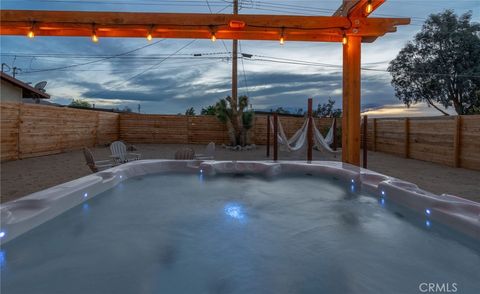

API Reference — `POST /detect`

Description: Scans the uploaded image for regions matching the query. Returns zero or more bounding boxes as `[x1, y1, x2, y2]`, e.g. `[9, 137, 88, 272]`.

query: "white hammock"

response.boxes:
[269, 117, 338, 154]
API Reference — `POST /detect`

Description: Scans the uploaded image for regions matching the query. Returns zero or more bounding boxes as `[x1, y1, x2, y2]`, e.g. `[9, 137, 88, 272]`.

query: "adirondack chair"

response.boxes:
[195, 142, 215, 160]
[174, 148, 195, 160]
[83, 147, 115, 173]
[110, 141, 141, 164]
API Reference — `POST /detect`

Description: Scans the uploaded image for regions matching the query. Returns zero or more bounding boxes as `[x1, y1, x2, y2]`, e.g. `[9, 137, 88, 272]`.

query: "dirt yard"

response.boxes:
[1, 144, 479, 203]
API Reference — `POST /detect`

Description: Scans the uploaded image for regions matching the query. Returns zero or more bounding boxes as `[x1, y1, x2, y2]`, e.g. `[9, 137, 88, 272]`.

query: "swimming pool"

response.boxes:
[1, 160, 479, 293]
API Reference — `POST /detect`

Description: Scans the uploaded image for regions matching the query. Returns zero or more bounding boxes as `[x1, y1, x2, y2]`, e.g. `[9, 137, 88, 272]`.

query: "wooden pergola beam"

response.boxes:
[0, 10, 409, 43]
[335, 0, 387, 166]
[334, 0, 385, 17]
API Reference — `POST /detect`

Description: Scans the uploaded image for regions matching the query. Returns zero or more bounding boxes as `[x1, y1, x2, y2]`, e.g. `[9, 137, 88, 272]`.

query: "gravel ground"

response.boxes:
[1, 144, 479, 203]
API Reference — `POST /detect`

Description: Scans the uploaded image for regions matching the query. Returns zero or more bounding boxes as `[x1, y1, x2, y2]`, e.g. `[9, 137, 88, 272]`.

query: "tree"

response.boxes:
[215, 95, 254, 146]
[69, 99, 91, 108]
[201, 105, 216, 115]
[314, 98, 342, 118]
[388, 10, 480, 115]
[185, 107, 196, 116]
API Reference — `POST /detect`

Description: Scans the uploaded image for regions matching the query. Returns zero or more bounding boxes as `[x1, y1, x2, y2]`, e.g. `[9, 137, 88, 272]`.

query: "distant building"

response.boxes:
[0, 72, 50, 103]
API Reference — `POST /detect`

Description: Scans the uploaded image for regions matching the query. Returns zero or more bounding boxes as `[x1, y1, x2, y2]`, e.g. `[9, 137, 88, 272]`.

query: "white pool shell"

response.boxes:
[1, 160, 479, 244]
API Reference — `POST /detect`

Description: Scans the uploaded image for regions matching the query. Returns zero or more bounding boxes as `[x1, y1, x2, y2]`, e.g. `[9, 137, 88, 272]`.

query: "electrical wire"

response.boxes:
[19, 39, 165, 74]
[238, 41, 250, 97]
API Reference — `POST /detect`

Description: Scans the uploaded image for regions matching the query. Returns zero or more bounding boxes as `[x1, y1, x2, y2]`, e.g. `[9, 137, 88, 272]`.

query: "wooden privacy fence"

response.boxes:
[362, 115, 480, 171]
[119, 113, 338, 145]
[1, 103, 479, 171]
[1, 103, 119, 161]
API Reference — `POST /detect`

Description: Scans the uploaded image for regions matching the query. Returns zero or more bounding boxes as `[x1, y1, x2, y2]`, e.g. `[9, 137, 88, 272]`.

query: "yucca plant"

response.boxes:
[215, 95, 254, 146]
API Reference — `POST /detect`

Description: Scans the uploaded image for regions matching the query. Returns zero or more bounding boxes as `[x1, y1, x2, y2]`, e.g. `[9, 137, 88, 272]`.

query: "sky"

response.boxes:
[0, 0, 479, 117]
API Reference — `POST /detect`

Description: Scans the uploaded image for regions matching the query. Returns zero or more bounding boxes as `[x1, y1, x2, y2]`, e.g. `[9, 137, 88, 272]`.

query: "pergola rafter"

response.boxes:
[0, 2, 410, 166]
[0, 10, 408, 43]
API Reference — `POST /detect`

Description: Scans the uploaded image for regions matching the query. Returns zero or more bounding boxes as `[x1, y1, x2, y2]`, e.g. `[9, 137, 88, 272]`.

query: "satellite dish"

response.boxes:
[34, 81, 47, 93]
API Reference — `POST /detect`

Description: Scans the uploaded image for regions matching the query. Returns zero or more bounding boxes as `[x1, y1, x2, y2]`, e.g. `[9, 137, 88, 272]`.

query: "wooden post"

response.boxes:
[332, 117, 337, 151]
[231, 0, 238, 112]
[454, 116, 462, 168]
[404, 118, 410, 158]
[307, 98, 313, 162]
[372, 118, 377, 152]
[362, 115, 368, 168]
[266, 115, 270, 157]
[342, 36, 361, 166]
[273, 112, 278, 161]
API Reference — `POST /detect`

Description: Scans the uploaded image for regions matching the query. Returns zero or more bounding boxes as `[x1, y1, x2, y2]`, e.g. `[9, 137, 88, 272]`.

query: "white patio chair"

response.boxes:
[195, 142, 215, 160]
[83, 147, 115, 173]
[110, 141, 141, 164]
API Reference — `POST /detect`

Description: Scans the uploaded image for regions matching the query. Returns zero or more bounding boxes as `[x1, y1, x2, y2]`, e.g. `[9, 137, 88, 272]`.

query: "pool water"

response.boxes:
[1, 173, 479, 294]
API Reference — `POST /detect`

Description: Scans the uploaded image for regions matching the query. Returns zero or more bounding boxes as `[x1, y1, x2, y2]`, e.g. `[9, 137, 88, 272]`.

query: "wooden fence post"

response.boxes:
[454, 116, 462, 168]
[307, 98, 313, 162]
[362, 115, 368, 168]
[332, 117, 337, 151]
[404, 118, 410, 158]
[273, 113, 278, 161]
[372, 118, 377, 152]
[93, 112, 99, 147]
[266, 115, 270, 157]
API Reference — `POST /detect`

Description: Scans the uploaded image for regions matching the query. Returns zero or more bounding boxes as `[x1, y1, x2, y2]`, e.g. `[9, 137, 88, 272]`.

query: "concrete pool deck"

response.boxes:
[1, 144, 479, 203]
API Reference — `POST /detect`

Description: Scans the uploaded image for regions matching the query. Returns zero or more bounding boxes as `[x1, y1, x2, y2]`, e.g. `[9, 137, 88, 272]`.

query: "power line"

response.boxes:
[238, 41, 250, 97]
[18, 39, 165, 74]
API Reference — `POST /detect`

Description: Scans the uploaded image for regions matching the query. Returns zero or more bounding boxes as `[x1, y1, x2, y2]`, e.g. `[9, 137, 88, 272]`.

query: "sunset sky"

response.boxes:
[0, 0, 478, 117]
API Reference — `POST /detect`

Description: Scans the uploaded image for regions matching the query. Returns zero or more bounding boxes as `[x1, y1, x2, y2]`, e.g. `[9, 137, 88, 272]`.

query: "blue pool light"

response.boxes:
[0, 231, 5, 238]
[224, 203, 245, 220]
[200, 169, 203, 173]
[351, 179, 355, 184]
[83, 192, 88, 198]
[0, 250, 5, 268]
[425, 209, 431, 216]
[381, 190, 385, 196]
[425, 220, 431, 228]
[119, 175, 123, 179]
[380, 198, 385, 206]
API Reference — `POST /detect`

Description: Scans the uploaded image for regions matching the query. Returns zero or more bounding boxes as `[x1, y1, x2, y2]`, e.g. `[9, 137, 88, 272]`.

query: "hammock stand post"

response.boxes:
[362, 115, 368, 168]
[332, 117, 337, 151]
[273, 112, 278, 161]
[266, 114, 270, 158]
[307, 98, 313, 162]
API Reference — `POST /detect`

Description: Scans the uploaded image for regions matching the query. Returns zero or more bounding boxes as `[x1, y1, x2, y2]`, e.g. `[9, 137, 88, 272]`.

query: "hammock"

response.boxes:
[269, 117, 338, 154]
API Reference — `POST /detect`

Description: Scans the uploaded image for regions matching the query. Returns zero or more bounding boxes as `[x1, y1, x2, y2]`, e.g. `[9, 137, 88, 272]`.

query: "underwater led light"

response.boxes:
[380, 198, 385, 205]
[0, 231, 5, 238]
[83, 192, 88, 198]
[381, 190, 385, 196]
[224, 204, 245, 220]
[119, 175, 123, 179]
[351, 179, 355, 183]
[425, 220, 431, 227]
[200, 169, 203, 173]
[425, 209, 431, 216]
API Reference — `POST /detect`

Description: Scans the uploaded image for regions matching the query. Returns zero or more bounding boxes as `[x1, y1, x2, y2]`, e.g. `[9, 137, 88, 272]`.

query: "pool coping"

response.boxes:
[1, 160, 479, 244]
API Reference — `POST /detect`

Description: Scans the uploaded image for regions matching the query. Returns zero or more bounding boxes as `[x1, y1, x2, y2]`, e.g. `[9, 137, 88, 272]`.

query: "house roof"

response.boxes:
[1, 72, 50, 99]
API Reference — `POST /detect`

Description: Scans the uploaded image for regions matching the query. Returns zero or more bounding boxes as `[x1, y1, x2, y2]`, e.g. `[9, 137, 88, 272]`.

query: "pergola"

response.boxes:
[0, 0, 410, 166]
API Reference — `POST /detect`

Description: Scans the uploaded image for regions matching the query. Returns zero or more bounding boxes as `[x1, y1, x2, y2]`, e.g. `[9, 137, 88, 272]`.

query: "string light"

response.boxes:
[91, 24, 98, 43]
[27, 22, 35, 39]
[147, 25, 153, 42]
[342, 32, 348, 45]
[366, 0, 373, 14]
[279, 27, 285, 45]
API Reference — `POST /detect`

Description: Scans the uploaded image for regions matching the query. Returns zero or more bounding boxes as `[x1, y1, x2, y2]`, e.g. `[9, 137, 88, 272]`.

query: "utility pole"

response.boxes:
[232, 0, 238, 107]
